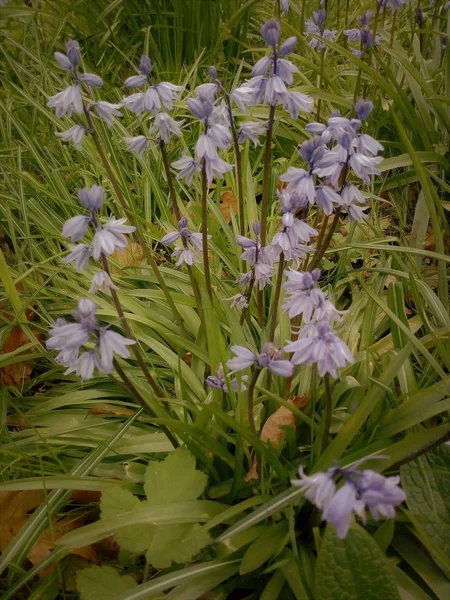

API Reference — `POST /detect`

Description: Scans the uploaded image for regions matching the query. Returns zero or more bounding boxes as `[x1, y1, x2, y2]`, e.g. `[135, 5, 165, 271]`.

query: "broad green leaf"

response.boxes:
[240, 520, 289, 574]
[144, 447, 207, 504]
[77, 566, 137, 600]
[401, 445, 450, 562]
[145, 522, 211, 569]
[314, 525, 400, 600]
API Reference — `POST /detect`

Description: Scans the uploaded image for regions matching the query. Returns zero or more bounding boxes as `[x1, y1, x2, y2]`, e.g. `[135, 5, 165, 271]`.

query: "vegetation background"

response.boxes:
[0, 0, 449, 599]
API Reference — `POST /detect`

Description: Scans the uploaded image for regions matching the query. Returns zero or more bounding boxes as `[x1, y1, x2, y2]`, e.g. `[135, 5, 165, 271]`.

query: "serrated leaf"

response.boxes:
[144, 448, 207, 505]
[401, 445, 450, 562]
[77, 566, 137, 600]
[100, 487, 155, 554]
[314, 524, 400, 600]
[145, 523, 211, 569]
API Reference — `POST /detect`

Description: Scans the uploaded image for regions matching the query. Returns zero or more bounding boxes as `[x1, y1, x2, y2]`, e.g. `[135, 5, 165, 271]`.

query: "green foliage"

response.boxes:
[77, 566, 137, 600]
[314, 525, 400, 600]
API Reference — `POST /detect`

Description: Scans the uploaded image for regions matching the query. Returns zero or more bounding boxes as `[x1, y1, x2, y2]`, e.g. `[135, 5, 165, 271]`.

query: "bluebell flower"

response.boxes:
[125, 135, 150, 157]
[47, 84, 83, 118]
[89, 270, 117, 294]
[92, 101, 123, 126]
[62, 215, 91, 242]
[93, 217, 136, 260]
[279, 36, 297, 56]
[195, 82, 220, 103]
[279, 167, 315, 205]
[98, 328, 135, 372]
[293, 464, 406, 538]
[305, 10, 337, 50]
[355, 99, 373, 121]
[260, 19, 281, 48]
[282, 91, 313, 119]
[122, 61, 184, 114]
[281, 0, 289, 14]
[282, 269, 328, 321]
[151, 112, 184, 143]
[231, 85, 258, 111]
[78, 186, 104, 212]
[61, 244, 92, 272]
[207, 363, 248, 392]
[46, 317, 90, 356]
[237, 121, 267, 146]
[55, 125, 86, 150]
[171, 153, 202, 185]
[284, 321, 354, 378]
[335, 183, 369, 222]
[227, 293, 249, 309]
[66, 40, 81, 67]
[227, 343, 294, 377]
[79, 73, 104, 88]
[161, 217, 210, 267]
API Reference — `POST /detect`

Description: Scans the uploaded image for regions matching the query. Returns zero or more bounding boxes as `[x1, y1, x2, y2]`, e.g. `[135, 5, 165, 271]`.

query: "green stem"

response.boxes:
[201, 161, 213, 300]
[269, 252, 285, 341]
[224, 93, 245, 236]
[316, 49, 326, 121]
[100, 255, 164, 399]
[82, 106, 188, 339]
[247, 369, 260, 435]
[307, 208, 342, 271]
[321, 375, 333, 453]
[260, 104, 276, 246]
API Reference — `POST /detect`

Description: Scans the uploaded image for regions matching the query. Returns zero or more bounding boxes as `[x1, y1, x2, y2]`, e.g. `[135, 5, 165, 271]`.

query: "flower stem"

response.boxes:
[100, 255, 164, 399]
[316, 49, 326, 121]
[112, 358, 179, 448]
[247, 369, 260, 435]
[321, 374, 333, 453]
[307, 208, 341, 271]
[159, 140, 203, 316]
[268, 252, 285, 342]
[201, 161, 213, 300]
[224, 93, 245, 236]
[82, 105, 188, 339]
[260, 104, 276, 245]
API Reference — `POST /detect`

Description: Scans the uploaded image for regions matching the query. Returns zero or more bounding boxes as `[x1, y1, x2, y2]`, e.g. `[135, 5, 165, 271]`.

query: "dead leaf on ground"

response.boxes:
[0, 326, 43, 388]
[111, 242, 145, 272]
[0, 491, 98, 577]
[87, 406, 134, 417]
[219, 190, 238, 223]
[260, 395, 309, 450]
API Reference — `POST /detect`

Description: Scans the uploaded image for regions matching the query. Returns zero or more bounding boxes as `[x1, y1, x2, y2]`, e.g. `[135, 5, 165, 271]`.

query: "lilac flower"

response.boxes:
[195, 82, 220, 103]
[335, 183, 369, 222]
[161, 217, 210, 267]
[125, 75, 149, 89]
[292, 464, 406, 539]
[281, 0, 289, 14]
[204, 154, 234, 185]
[284, 321, 354, 378]
[237, 121, 266, 146]
[61, 244, 92, 272]
[66, 40, 81, 67]
[171, 154, 202, 185]
[89, 270, 117, 294]
[261, 19, 281, 48]
[265, 75, 288, 105]
[227, 293, 249, 309]
[355, 99, 374, 121]
[62, 215, 91, 242]
[227, 343, 294, 377]
[356, 133, 384, 156]
[47, 85, 83, 118]
[305, 10, 337, 50]
[151, 112, 183, 143]
[282, 269, 328, 321]
[79, 73, 104, 88]
[231, 86, 257, 112]
[122, 73, 184, 115]
[93, 217, 136, 260]
[171, 248, 199, 266]
[55, 125, 86, 150]
[46, 318, 90, 355]
[125, 135, 150, 157]
[349, 152, 383, 184]
[78, 186, 104, 212]
[277, 59, 298, 85]
[279, 36, 297, 56]
[279, 167, 315, 205]
[92, 101, 123, 126]
[207, 363, 248, 393]
[315, 185, 341, 216]
[67, 350, 102, 380]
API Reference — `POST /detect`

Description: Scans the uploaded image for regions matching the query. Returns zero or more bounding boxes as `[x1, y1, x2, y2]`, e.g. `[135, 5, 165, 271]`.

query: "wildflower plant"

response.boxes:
[3, 1, 450, 598]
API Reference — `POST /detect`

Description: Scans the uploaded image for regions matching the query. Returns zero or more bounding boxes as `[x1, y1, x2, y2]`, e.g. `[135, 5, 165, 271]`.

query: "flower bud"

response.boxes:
[279, 36, 297, 56]
[66, 40, 81, 67]
[355, 99, 373, 121]
[252, 220, 261, 235]
[260, 19, 281, 47]
[139, 55, 152, 75]
[208, 65, 218, 80]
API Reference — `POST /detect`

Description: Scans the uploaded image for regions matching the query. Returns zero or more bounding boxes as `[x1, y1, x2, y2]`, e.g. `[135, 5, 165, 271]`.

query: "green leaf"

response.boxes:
[145, 522, 211, 569]
[240, 521, 289, 574]
[314, 525, 400, 600]
[144, 447, 207, 504]
[77, 566, 137, 600]
[401, 445, 450, 561]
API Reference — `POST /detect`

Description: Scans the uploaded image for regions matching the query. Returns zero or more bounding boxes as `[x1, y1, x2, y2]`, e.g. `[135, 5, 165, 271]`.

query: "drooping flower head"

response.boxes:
[227, 343, 294, 377]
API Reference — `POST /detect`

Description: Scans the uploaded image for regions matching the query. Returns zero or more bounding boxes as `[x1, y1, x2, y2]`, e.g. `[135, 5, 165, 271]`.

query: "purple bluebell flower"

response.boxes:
[92, 217, 136, 260]
[46, 317, 90, 356]
[78, 186, 104, 212]
[61, 244, 92, 272]
[227, 343, 294, 377]
[282, 269, 328, 321]
[55, 125, 86, 150]
[122, 63, 184, 114]
[66, 350, 102, 380]
[47, 85, 83, 118]
[62, 215, 91, 242]
[315, 185, 341, 216]
[237, 121, 267, 146]
[279, 167, 315, 205]
[227, 293, 249, 309]
[79, 73, 104, 88]
[284, 321, 354, 378]
[92, 101, 123, 126]
[171, 153, 202, 185]
[293, 464, 406, 539]
[281, 0, 289, 14]
[349, 151, 383, 184]
[89, 270, 117, 294]
[261, 19, 281, 48]
[195, 82, 220, 103]
[282, 91, 313, 119]
[279, 36, 297, 56]
[161, 217, 210, 267]
[355, 99, 374, 121]
[125, 135, 150, 157]
[207, 363, 248, 393]
[356, 133, 384, 156]
[66, 40, 81, 67]
[98, 328, 135, 372]
[125, 75, 149, 89]
[305, 10, 337, 50]
[335, 183, 369, 222]
[231, 85, 258, 112]
[54, 51, 74, 72]
[276, 59, 298, 85]
[139, 55, 152, 75]
[75, 298, 98, 329]
[151, 112, 183, 143]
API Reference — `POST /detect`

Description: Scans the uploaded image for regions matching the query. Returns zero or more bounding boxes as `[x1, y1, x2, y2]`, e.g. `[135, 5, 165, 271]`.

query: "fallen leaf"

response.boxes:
[111, 242, 144, 271]
[244, 460, 259, 483]
[0, 325, 42, 387]
[260, 395, 309, 449]
[71, 490, 102, 505]
[220, 190, 238, 222]
[87, 406, 134, 417]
